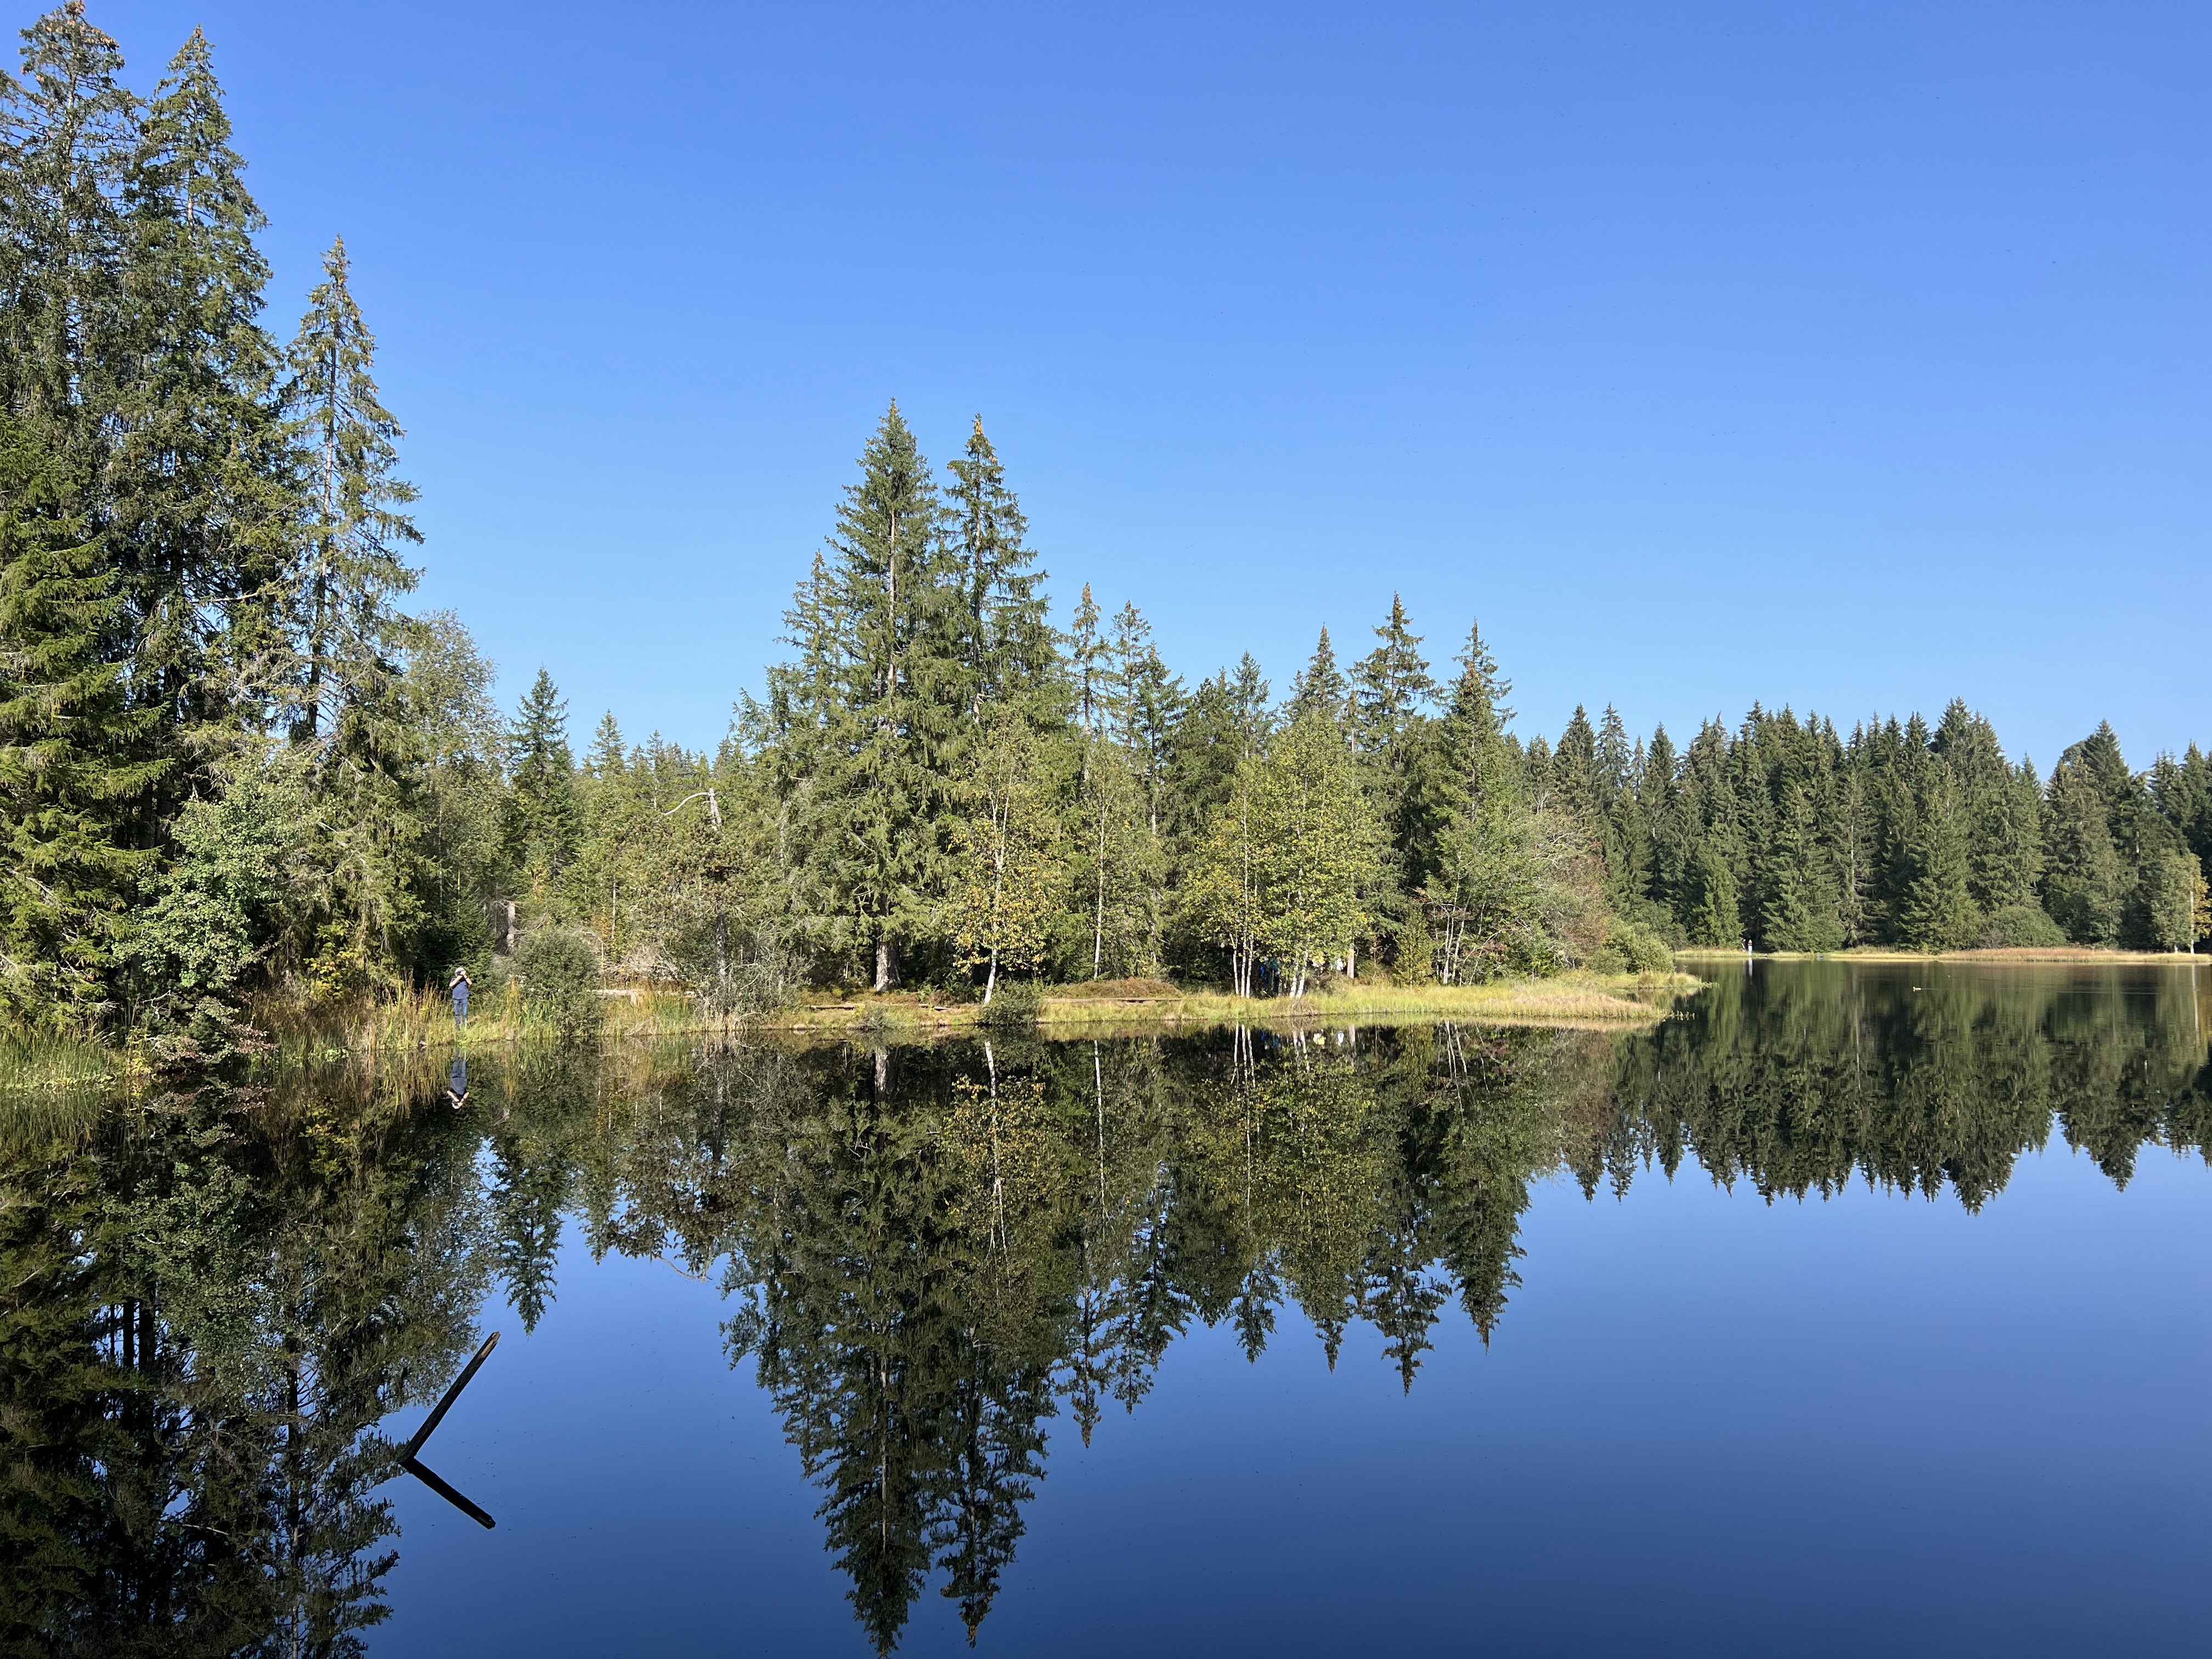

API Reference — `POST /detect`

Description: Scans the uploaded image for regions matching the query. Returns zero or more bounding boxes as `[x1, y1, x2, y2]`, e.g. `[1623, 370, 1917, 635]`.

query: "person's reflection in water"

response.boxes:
[447, 1054, 469, 1109]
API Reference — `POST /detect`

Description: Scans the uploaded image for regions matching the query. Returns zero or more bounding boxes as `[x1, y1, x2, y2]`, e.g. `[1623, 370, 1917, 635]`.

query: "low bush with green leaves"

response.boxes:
[1977, 905, 2069, 949]
[514, 928, 602, 1042]
[979, 980, 1045, 1028]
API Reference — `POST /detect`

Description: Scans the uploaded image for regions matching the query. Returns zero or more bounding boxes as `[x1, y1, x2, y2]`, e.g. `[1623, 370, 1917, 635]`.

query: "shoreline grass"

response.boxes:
[747, 973, 1696, 1039]
[1674, 946, 2210, 966]
[0, 970, 1687, 1094]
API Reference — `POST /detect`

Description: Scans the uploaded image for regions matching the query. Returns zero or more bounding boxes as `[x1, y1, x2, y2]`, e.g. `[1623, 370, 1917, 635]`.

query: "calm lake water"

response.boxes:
[9, 961, 2212, 1655]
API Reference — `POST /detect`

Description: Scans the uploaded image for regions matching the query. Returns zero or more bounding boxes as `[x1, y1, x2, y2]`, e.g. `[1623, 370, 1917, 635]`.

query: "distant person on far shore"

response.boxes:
[450, 966, 473, 1031]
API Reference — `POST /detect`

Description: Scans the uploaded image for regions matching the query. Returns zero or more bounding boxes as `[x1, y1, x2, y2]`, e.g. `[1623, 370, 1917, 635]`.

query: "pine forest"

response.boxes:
[3, 5, 2209, 1058]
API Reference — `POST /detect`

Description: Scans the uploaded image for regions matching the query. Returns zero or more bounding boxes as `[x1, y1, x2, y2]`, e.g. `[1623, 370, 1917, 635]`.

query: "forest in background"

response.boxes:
[2, 3, 2208, 1053]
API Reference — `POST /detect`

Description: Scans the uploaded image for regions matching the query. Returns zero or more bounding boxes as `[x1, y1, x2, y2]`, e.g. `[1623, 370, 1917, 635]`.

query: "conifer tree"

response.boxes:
[1830, 753, 1876, 945]
[1641, 723, 1690, 925]
[1287, 627, 1346, 725]
[2043, 755, 2122, 944]
[282, 236, 420, 740]
[1689, 841, 1739, 948]
[1594, 706, 1644, 909]
[2152, 746, 2212, 876]
[0, 419, 161, 1024]
[1101, 604, 1181, 963]
[1161, 661, 1265, 881]
[779, 404, 961, 989]
[1759, 777, 1841, 951]
[1681, 719, 1744, 944]
[504, 667, 579, 890]
[1899, 775, 1977, 950]
[1401, 623, 1514, 938]
[115, 26, 292, 748]
[1348, 596, 1434, 968]
[1067, 582, 1104, 746]
[1351, 594, 1434, 759]
[945, 417, 1053, 720]
[1550, 706, 1599, 826]
[0, 3, 136, 470]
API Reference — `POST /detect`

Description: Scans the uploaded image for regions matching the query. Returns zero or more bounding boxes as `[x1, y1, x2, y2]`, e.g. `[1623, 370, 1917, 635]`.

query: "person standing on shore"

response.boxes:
[450, 966, 473, 1031]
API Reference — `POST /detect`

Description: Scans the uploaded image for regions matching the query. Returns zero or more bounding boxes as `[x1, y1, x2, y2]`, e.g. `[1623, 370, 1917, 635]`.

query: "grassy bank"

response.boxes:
[2, 973, 1690, 1101]
[1675, 946, 2210, 966]
[751, 973, 1694, 1039]
[246, 979, 735, 1061]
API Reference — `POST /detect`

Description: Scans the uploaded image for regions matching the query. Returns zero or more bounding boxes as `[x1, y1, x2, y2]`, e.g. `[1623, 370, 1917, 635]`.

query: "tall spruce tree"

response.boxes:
[505, 667, 578, 891]
[0, 417, 161, 1024]
[944, 417, 1053, 721]
[1351, 594, 1435, 759]
[1287, 627, 1347, 725]
[115, 27, 292, 754]
[1898, 774, 1977, 950]
[282, 236, 420, 741]
[2043, 754, 2122, 944]
[0, 3, 136, 472]
[779, 403, 962, 989]
[1550, 706, 1599, 827]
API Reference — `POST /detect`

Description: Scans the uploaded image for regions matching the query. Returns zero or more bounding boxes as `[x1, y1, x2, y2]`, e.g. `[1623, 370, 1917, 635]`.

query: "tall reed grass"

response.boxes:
[245, 978, 738, 1064]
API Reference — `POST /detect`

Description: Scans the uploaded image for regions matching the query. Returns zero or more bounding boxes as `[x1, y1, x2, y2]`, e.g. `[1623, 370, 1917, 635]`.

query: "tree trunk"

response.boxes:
[874, 936, 898, 992]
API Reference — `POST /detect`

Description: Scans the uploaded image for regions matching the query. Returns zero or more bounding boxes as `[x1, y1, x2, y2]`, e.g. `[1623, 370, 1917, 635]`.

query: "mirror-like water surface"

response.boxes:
[6, 961, 2210, 1655]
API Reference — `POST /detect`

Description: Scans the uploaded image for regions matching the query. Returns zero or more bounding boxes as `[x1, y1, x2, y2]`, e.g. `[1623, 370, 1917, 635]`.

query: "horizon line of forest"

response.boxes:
[1, 3, 2208, 1055]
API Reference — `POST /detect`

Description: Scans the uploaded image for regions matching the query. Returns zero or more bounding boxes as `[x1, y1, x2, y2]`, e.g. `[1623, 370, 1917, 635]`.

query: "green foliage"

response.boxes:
[1248, 714, 1381, 994]
[126, 747, 308, 1056]
[766, 403, 966, 991]
[0, 420, 163, 1028]
[1605, 917, 1675, 974]
[2145, 850, 2205, 952]
[504, 667, 579, 890]
[975, 977, 1043, 1027]
[953, 714, 1067, 999]
[283, 235, 422, 742]
[514, 926, 601, 1042]
[1978, 903, 2068, 949]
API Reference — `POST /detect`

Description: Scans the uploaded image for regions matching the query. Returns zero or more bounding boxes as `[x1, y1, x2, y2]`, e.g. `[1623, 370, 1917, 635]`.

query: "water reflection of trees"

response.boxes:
[4, 967, 2207, 1653]
[584, 1027, 1601, 1647]
[1584, 965, 2212, 1207]
[0, 1079, 491, 1655]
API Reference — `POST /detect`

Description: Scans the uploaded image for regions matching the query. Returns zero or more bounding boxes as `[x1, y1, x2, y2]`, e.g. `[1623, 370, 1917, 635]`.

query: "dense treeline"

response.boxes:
[8, 963, 2209, 1651]
[1, 4, 2205, 1049]
[1533, 698, 2212, 953]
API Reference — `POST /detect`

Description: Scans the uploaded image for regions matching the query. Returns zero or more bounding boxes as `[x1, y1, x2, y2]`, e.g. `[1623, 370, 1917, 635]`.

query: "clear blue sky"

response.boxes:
[87, 1, 2210, 769]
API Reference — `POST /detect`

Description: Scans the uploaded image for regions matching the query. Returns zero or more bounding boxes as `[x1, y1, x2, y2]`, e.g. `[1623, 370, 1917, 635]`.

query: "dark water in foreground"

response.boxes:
[7, 962, 2212, 1655]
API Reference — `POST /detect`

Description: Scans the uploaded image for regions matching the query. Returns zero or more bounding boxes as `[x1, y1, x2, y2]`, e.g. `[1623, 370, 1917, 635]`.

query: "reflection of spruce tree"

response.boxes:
[1103, 1180, 1196, 1410]
[931, 1347, 1052, 1643]
[487, 1051, 595, 1330]
[486, 1136, 568, 1333]
[731, 1076, 970, 1652]
[0, 1079, 488, 1656]
[1364, 1184, 1448, 1392]
[1431, 1028, 1585, 1342]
